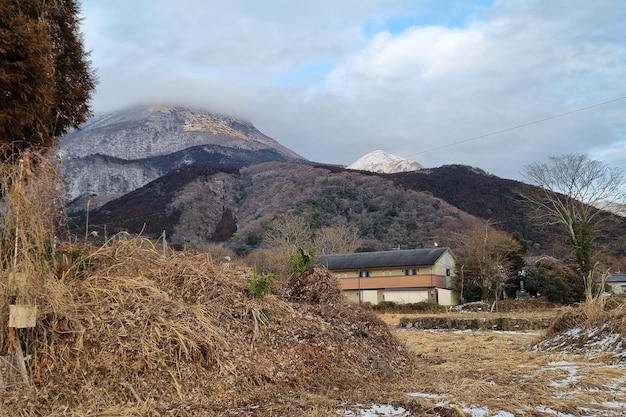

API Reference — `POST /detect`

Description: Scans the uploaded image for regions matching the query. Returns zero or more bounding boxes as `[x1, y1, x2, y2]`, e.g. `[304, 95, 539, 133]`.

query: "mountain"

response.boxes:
[69, 162, 469, 250]
[593, 202, 626, 218]
[60, 105, 305, 206]
[347, 150, 423, 173]
[68, 160, 626, 272]
[60, 105, 626, 272]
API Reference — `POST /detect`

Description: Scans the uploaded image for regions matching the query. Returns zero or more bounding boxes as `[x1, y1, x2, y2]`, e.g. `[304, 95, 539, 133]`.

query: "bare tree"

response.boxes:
[262, 213, 312, 250]
[314, 224, 361, 254]
[522, 154, 625, 301]
[457, 220, 523, 306]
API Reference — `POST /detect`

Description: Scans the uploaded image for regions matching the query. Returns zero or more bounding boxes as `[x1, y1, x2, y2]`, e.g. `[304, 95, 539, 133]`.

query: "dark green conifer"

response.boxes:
[0, 0, 96, 160]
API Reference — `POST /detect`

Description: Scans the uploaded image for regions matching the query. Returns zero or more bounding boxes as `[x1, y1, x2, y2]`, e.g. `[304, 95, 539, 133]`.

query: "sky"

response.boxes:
[79, 0, 626, 182]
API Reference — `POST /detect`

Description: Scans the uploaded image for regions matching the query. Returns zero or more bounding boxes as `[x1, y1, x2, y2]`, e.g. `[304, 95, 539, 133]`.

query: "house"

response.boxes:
[317, 247, 458, 306]
[605, 274, 626, 295]
[523, 255, 563, 266]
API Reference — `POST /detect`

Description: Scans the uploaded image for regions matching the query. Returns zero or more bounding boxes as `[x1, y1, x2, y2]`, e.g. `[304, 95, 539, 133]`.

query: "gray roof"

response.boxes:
[606, 274, 626, 283]
[523, 255, 562, 266]
[317, 247, 451, 270]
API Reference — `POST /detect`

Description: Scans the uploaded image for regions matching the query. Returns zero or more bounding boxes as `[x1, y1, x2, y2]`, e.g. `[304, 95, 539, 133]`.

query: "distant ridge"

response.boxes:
[347, 150, 423, 174]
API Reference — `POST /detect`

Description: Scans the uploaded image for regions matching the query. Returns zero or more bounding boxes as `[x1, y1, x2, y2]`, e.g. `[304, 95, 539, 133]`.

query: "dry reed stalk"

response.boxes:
[0, 152, 65, 355]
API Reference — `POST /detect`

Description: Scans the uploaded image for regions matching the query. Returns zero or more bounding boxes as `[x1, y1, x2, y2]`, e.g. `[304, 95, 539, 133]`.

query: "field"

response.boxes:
[389, 326, 626, 416]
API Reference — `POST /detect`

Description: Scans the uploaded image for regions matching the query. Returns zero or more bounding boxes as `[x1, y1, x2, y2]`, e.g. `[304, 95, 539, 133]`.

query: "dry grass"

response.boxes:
[0, 152, 64, 352]
[373, 297, 626, 416]
[535, 297, 626, 368]
[389, 329, 626, 416]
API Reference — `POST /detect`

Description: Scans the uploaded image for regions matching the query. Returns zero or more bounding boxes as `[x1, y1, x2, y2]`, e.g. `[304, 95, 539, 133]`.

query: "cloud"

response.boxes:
[80, 0, 626, 181]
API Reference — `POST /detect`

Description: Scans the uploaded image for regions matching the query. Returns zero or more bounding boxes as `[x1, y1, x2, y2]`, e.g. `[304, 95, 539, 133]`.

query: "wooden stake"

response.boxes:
[8, 328, 29, 386]
[0, 358, 5, 389]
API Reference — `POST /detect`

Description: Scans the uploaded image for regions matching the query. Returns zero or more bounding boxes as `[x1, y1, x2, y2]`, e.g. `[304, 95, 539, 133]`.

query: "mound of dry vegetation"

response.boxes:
[0, 237, 415, 415]
[533, 297, 626, 363]
[0, 154, 416, 415]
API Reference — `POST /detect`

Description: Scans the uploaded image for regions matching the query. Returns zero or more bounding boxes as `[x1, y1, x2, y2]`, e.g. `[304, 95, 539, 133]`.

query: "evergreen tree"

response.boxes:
[0, 0, 95, 160]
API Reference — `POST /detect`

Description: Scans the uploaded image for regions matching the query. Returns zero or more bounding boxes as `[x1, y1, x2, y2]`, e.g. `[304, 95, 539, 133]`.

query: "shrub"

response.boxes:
[289, 246, 316, 277]
[245, 269, 276, 298]
[372, 301, 447, 314]
[525, 260, 584, 304]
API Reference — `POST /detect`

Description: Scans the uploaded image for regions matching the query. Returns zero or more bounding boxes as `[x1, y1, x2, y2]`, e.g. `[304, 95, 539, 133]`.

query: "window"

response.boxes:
[446, 268, 451, 276]
[412, 269, 417, 275]
[404, 269, 410, 276]
[358, 271, 371, 277]
[358, 271, 363, 278]
[366, 271, 371, 277]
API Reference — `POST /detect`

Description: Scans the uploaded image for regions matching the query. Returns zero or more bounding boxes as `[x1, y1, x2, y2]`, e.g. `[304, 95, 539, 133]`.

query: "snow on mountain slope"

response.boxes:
[347, 150, 423, 174]
[593, 202, 626, 217]
[60, 105, 305, 203]
[60, 105, 303, 161]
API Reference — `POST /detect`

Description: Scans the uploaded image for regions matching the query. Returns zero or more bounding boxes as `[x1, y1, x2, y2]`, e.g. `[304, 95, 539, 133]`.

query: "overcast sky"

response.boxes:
[79, 0, 626, 181]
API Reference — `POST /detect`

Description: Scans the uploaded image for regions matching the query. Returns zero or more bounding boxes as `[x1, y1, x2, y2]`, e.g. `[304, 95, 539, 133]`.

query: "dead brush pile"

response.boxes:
[0, 153, 411, 415]
[1, 238, 411, 415]
[532, 297, 626, 363]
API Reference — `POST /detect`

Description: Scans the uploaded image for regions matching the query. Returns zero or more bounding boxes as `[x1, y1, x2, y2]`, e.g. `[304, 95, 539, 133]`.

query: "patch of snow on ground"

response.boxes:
[461, 406, 515, 417]
[546, 361, 582, 388]
[406, 392, 443, 399]
[600, 401, 626, 413]
[535, 405, 577, 416]
[534, 325, 626, 364]
[338, 404, 411, 416]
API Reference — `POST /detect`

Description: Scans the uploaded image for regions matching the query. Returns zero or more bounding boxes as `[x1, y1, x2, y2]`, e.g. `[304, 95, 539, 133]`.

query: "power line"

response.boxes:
[404, 95, 626, 158]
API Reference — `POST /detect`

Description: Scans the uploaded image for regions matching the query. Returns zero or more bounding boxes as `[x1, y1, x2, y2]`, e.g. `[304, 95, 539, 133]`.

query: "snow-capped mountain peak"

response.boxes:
[347, 150, 423, 174]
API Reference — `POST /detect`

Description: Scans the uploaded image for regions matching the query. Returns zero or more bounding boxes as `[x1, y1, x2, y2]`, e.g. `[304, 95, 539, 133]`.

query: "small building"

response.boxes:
[605, 274, 626, 295]
[317, 247, 458, 306]
[523, 255, 563, 267]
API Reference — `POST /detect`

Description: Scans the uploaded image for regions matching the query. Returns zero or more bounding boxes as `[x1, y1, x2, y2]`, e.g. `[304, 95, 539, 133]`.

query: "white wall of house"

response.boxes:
[437, 288, 459, 306]
[343, 288, 459, 306]
[343, 289, 384, 304]
[362, 289, 384, 304]
[608, 282, 626, 295]
[344, 290, 360, 303]
[383, 289, 429, 304]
